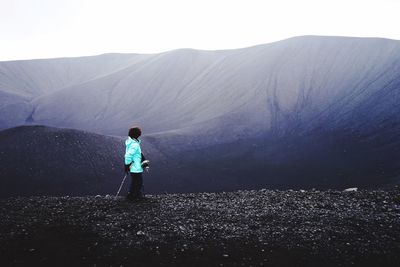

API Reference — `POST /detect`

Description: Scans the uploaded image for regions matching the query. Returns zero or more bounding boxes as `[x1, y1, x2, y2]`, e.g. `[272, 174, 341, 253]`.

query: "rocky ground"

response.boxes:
[1, 189, 400, 267]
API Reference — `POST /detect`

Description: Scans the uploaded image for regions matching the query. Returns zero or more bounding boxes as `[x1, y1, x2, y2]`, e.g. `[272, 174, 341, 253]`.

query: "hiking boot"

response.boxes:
[126, 192, 135, 201]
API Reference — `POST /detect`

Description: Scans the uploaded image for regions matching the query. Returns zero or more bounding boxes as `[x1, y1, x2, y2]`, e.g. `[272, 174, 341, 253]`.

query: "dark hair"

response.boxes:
[128, 127, 142, 139]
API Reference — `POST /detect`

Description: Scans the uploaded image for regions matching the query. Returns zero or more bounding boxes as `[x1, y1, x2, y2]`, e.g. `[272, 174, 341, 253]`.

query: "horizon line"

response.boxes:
[1, 34, 399, 63]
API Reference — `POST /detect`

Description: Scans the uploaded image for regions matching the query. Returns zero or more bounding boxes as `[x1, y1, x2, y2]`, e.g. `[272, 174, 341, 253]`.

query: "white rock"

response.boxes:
[136, 231, 145, 236]
[343, 188, 358, 192]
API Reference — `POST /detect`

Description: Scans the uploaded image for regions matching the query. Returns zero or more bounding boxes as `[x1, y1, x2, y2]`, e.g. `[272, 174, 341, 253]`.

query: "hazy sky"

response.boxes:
[1, 0, 400, 61]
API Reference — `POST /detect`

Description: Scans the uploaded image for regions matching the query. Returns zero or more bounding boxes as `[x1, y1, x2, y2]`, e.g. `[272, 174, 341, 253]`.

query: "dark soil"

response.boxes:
[1, 189, 400, 267]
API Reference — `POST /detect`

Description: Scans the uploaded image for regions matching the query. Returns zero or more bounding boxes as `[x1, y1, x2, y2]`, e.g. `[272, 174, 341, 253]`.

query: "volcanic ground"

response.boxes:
[1, 189, 400, 267]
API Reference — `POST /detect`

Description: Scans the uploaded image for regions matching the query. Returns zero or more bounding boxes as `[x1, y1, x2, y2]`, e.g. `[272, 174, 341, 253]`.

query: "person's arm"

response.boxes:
[124, 164, 130, 173]
[124, 143, 137, 173]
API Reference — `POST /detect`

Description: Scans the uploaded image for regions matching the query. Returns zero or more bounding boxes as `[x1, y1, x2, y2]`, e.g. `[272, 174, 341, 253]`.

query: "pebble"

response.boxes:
[1, 189, 399, 266]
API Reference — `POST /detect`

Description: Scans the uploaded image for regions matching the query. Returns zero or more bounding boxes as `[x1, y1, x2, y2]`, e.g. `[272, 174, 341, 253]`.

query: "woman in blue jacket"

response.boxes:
[124, 126, 145, 200]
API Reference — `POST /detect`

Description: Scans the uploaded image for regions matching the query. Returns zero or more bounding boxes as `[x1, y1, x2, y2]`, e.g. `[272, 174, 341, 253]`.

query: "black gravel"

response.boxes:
[1, 189, 400, 267]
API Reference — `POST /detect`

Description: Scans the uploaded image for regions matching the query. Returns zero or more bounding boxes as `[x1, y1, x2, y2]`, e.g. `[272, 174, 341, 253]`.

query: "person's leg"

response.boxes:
[132, 172, 143, 199]
[127, 172, 135, 200]
[137, 172, 143, 198]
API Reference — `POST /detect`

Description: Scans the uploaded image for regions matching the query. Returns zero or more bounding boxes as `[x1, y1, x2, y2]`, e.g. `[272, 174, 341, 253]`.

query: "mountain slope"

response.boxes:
[0, 90, 33, 129]
[0, 126, 126, 197]
[1, 124, 398, 198]
[0, 53, 154, 131]
[0, 53, 151, 98]
[0, 125, 196, 197]
[28, 36, 400, 138]
[2, 36, 399, 137]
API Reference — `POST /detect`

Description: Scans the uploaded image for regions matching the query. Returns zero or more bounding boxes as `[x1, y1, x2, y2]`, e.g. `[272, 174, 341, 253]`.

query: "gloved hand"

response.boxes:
[141, 160, 150, 168]
[142, 160, 150, 173]
[124, 164, 131, 173]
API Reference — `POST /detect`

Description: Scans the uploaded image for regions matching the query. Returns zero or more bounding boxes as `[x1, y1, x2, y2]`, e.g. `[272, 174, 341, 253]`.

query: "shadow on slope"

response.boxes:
[0, 126, 126, 197]
[153, 128, 400, 192]
[1, 124, 400, 198]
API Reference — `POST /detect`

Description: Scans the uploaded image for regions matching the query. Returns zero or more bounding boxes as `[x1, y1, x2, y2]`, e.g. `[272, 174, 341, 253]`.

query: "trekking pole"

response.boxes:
[116, 173, 128, 197]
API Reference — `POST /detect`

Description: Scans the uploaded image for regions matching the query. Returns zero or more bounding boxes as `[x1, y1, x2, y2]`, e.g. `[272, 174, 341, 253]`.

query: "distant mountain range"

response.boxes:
[1, 36, 399, 196]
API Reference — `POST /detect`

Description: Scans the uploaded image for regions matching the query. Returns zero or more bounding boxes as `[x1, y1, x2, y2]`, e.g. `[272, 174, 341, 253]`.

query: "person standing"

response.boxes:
[124, 126, 145, 201]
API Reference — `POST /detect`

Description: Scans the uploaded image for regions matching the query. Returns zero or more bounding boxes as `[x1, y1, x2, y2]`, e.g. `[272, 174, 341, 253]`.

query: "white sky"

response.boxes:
[1, 0, 400, 61]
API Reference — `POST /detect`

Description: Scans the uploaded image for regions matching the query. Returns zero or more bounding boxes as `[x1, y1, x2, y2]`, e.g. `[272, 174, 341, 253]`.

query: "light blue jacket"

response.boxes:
[124, 137, 143, 173]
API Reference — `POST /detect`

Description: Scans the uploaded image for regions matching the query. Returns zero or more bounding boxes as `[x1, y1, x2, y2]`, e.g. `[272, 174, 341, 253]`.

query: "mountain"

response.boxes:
[1, 36, 398, 138]
[1, 36, 400, 192]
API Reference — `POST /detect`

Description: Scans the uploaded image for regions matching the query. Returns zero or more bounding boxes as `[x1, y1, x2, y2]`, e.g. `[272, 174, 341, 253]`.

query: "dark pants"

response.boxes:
[128, 172, 143, 199]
